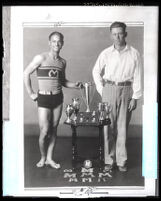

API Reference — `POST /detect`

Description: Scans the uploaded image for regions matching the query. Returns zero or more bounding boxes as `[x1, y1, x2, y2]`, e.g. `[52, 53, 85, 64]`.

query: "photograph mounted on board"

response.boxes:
[23, 22, 144, 188]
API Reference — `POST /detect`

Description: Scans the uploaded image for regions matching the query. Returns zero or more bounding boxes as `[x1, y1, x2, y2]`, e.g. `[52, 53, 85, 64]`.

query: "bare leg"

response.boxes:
[37, 107, 51, 167]
[45, 103, 63, 169]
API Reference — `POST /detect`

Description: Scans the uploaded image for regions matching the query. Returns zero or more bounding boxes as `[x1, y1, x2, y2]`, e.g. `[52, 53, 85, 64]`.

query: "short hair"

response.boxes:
[48, 31, 64, 42]
[110, 21, 127, 32]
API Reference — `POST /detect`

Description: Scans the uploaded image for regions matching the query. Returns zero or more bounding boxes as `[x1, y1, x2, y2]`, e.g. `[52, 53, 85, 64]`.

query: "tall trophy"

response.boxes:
[65, 104, 74, 123]
[80, 82, 95, 112]
[72, 98, 80, 121]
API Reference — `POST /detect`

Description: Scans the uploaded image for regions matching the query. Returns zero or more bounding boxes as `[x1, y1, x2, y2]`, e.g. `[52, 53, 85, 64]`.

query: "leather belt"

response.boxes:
[104, 79, 132, 86]
[39, 90, 57, 95]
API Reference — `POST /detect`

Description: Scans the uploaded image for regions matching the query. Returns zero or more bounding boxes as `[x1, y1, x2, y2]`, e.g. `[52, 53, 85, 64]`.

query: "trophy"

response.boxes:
[65, 104, 74, 123]
[103, 102, 112, 119]
[83, 159, 92, 169]
[97, 102, 105, 122]
[80, 82, 95, 112]
[72, 98, 80, 121]
[91, 110, 96, 123]
[79, 113, 84, 123]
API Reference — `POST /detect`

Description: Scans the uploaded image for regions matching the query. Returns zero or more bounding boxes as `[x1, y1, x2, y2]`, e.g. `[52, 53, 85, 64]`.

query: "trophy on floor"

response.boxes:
[83, 159, 92, 169]
[65, 104, 74, 123]
[80, 82, 95, 112]
[72, 98, 80, 121]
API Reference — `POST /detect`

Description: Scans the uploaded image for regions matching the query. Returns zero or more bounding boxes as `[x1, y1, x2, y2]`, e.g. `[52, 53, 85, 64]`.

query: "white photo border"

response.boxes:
[3, 6, 158, 197]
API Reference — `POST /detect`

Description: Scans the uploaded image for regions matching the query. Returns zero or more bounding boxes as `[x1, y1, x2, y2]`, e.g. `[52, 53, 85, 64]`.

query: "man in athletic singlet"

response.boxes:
[24, 31, 82, 169]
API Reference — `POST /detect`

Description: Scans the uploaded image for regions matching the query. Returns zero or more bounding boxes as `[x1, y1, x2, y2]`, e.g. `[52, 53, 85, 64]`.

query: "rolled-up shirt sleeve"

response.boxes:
[132, 51, 143, 99]
[92, 53, 105, 96]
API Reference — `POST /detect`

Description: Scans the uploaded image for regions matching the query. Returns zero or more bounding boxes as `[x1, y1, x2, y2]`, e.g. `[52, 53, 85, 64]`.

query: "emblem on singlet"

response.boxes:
[37, 66, 62, 80]
[48, 69, 58, 78]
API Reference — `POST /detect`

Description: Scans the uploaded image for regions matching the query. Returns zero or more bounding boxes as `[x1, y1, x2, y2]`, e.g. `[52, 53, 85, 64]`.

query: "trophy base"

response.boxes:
[65, 119, 73, 124]
[85, 107, 90, 113]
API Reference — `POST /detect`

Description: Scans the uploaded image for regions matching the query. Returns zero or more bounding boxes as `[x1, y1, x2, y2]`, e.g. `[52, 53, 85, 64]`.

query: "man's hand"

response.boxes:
[128, 98, 137, 112]
[75, 81, 83, 89]
[30, 93, 38, 101]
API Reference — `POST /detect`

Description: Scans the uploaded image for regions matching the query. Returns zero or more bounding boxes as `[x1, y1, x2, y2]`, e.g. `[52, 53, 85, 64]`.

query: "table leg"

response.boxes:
[99, 126, 104, 170]
[71, 125, 77, 170]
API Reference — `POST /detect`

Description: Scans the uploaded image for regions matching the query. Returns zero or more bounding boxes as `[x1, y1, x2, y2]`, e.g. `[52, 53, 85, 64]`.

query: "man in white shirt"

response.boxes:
[92, 22, 142, 172]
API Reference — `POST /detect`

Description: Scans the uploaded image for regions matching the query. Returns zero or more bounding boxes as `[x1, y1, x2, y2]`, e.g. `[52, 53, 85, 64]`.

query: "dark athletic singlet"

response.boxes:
[37, 53, 65, 95]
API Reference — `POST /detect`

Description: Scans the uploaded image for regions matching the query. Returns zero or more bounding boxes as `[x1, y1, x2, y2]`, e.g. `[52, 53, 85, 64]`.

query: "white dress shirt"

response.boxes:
[92, 44, 142, 99]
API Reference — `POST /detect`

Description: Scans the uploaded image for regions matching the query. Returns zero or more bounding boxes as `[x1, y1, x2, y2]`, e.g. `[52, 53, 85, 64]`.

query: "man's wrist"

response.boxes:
[132, 98, 137, 102]
[29, 92, 37, 99]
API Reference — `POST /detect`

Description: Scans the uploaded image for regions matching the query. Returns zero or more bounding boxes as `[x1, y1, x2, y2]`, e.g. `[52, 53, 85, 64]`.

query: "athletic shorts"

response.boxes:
[37, 92, 64, 109]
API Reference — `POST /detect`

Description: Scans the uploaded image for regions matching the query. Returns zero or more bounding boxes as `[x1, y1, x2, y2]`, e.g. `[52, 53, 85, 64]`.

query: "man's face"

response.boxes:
[49, 34, 63, 52]
[110, 27, 127, 46]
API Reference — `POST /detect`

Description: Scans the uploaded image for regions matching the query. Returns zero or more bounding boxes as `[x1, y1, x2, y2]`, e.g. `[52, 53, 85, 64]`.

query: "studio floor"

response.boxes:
[24, 134, 144, 188]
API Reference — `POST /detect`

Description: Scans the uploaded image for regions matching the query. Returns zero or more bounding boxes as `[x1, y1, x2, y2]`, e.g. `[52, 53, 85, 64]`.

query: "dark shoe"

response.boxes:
[118, 165, 127, 172]
[104, 164, 113, 171]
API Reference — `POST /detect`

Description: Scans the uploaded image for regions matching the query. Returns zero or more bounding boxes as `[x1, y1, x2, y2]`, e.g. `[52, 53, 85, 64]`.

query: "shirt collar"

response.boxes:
[111, 44, 130, 52]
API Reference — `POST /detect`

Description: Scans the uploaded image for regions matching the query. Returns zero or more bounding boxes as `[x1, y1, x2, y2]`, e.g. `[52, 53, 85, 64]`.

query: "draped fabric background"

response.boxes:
[23, 26, 143, 137]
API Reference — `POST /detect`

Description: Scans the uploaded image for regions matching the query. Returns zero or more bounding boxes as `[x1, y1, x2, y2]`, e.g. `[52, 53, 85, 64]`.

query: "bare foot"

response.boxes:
[45, 160, 61, 169]
[36, 158, 46, 168]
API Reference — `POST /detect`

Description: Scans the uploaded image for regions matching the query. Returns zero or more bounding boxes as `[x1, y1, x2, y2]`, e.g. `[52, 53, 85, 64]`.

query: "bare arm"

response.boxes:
[23, 54, 43, 100]
[63, 79, 82, 89]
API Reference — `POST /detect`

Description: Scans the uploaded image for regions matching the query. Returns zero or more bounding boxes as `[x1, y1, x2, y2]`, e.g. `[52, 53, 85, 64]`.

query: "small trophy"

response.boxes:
[98, 102, 105, 122]
[79, 113, 84, 123]
[72, 98, 80, 121]
[91, 111, 96, 123]
[65, 104, 74, 123]
[80, 82, 95, 112]
[83, 159, 92, 169]
[103, 102, 112, 119]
